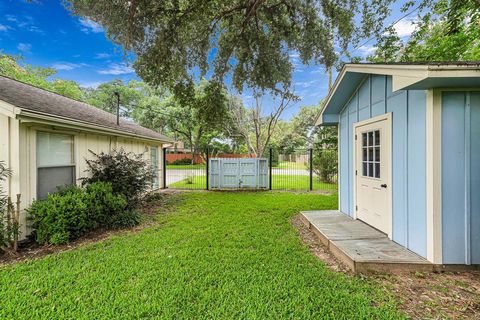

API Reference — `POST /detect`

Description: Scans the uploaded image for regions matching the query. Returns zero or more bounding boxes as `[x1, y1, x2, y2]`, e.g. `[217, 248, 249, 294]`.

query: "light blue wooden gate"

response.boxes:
[209, 158, 268, 189]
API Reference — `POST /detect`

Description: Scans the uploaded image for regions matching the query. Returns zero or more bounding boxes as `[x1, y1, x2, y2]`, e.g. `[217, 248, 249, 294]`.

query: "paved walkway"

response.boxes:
[300, 210, 432, 273]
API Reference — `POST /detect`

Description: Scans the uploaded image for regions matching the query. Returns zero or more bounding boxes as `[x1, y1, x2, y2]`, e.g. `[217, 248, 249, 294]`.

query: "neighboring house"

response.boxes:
[0, 76, 172, 239]
[317, 62, 480, 265]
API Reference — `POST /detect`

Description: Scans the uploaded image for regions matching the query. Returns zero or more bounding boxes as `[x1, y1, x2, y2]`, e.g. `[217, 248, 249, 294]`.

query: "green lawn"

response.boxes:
[275, 161, 307, 170]
[166, 164, 206, 169]
[170, 174, 337, 191]
[0, 192, 401, 319]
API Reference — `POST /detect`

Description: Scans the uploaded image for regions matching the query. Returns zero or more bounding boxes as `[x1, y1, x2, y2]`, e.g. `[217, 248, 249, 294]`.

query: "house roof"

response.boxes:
[317, 61, 480, 126]
[0, 75, 173, 143]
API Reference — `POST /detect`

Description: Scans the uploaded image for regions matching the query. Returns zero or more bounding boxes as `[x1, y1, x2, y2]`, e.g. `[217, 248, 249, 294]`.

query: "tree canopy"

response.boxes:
[64, 0, 397, 96]
[368, 0, 480, 62]
[0, 54, 84, 100]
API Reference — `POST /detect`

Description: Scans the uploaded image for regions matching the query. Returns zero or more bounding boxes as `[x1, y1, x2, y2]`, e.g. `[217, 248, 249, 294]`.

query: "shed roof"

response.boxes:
[317, 61, 480, 125]
[0, 75, 173, 143]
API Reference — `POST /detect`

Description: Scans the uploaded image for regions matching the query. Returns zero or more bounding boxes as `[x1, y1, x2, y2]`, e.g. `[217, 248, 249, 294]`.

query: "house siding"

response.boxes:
[1, 121, 165, 241]
[441, 91, 480, 264]
[338, 75, 427, 258]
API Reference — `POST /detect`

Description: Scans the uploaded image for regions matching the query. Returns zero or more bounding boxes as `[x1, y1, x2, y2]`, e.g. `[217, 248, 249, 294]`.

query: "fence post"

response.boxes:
[162, 147, 167, 189]
[269, 148, 273, 190]
[206, 147, 209, 190]
[309, 148, 313, 191]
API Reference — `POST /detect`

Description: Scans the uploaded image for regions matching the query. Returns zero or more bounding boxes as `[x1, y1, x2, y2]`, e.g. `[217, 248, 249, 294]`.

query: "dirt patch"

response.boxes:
[292, 214, 480, 319]
[0, 190, 182, 266]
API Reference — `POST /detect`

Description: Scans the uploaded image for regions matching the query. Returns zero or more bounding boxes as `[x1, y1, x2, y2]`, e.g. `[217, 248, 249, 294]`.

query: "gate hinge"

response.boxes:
[355, 170, 357, 176]
[355, 134, 357, 140]
[355, 205, 358, 211]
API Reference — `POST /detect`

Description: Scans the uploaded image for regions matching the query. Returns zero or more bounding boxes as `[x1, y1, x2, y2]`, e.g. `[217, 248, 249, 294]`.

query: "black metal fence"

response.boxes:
[163, 147, 337, 193]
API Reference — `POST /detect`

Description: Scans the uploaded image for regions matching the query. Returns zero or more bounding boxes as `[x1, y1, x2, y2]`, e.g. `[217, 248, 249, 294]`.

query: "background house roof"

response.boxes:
[317, 61, 480, 126]
[0, 75, 172, 143]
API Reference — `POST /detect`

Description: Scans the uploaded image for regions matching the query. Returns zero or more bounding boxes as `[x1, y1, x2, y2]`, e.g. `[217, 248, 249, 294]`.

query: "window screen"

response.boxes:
[37, 132, 75, 199]
[361, 130, 380, 178]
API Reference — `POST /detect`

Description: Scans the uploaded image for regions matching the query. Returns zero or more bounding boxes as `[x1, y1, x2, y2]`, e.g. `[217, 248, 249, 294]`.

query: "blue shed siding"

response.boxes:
[441, 91, 480, 264]
[338, 75, 427, 257]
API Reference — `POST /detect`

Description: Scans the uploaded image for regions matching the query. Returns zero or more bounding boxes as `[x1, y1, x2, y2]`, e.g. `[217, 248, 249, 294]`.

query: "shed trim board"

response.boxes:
[426, 89, 443, 263]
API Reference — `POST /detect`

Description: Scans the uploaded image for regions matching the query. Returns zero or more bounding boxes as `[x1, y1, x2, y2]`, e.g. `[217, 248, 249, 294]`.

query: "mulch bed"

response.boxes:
[292, 214, 480, 319]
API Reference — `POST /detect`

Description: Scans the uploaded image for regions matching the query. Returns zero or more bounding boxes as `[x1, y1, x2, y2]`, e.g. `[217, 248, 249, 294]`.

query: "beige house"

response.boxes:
[0, 76, 172, 239]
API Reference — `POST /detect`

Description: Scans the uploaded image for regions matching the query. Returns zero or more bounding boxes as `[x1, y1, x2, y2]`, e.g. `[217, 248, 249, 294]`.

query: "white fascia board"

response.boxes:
[0, 99, 21, 118]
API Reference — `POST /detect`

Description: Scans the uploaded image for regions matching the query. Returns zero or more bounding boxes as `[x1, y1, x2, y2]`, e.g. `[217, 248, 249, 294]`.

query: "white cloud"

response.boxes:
[98, 63, 134, 75]
[0, 24, 8, 31]
[52, 62, 88, 71]
[295, 80, 320, 88]
[95, 53, 111, 59]
[4, 15, 43, 34]
[5, 15, 18, 23]
[79, 18, 103, 33]
[310, 67, 327, 75]
[357, 44, 376, 57]
[79, 81, 103, 89]
[17, 43, 31, 53]
[393, 18, 418, 38]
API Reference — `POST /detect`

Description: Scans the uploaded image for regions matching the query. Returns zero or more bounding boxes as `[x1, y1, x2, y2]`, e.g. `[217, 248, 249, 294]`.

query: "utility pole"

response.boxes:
[114, 91, 120, 125]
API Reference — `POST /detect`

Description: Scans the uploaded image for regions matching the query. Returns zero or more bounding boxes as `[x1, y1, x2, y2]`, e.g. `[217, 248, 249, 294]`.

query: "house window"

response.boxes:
[361, 130, 380, 178]
[150, 146, 159, 189]
[37, 132, 75, 199]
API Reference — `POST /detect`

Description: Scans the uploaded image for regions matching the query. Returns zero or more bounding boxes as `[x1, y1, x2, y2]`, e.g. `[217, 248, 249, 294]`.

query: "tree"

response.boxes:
[133, 80, 231, 162]
[230, 90, 297, 157]
[64, 0, 396, 97]
[0, 54, 85, 100]
[368, 0, 480, 62]
[85, 79, 145, 116]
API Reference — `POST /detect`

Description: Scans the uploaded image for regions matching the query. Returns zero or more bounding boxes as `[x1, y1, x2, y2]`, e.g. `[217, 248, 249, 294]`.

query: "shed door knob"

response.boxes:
[380, 184, 387, 188]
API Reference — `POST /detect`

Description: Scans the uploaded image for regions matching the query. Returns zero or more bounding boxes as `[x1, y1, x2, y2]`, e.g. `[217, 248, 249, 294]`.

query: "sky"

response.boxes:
[0, 0, 419, 119]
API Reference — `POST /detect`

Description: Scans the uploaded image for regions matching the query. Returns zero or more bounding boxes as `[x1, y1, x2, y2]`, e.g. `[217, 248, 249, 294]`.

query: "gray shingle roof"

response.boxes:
[0, 75, 172, 143]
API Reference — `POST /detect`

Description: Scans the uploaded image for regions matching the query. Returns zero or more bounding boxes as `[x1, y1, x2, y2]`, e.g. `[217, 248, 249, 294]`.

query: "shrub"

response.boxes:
[28, 182, 130, 245]
[266, 148, 279, 167]
[84, 182, 128, 228]
[311, 149, 338, 183]
[109, 210, 142, 229]
[0, 161, 19, 251]
[28, 186, 89, 245]
[81, 148, 153, 208]
[171, 158, 192, 165]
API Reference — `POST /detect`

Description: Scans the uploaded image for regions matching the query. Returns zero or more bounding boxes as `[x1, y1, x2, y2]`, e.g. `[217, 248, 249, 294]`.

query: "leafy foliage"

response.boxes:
[64, 0, 396, 96]
[0, 161, 16, 251]
[82, 149, 153, 207]
[311, 150, 338, 183]
[368, 0, 480, 62]
[27, 182, 130, 245]
[0, 54, 85, 100]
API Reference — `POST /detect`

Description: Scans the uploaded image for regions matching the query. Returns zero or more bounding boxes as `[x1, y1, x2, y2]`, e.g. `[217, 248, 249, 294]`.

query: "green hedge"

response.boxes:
[27, 182, 140, 245]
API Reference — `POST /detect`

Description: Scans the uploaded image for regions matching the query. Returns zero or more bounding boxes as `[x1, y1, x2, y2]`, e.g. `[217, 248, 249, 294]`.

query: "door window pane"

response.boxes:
[360, 129, 381, 178]
[362, 133, 367, 147]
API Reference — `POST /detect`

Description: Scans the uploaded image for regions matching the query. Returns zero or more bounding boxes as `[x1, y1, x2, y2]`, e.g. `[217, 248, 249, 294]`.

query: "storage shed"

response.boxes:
[317, 62, 480, 265]
[0, 76, 172, 239]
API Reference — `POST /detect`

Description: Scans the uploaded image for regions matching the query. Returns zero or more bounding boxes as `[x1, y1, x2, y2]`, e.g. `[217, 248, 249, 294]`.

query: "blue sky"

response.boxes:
[0, 0, 419, 119]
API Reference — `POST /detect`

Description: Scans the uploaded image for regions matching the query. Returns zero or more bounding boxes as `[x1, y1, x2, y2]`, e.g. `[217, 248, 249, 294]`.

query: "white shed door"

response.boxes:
[355, 117, 391, 235]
